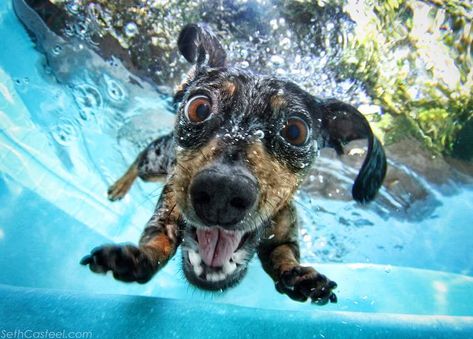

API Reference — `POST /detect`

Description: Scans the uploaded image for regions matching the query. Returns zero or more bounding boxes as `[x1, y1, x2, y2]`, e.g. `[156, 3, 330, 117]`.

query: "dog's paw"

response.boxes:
[275, 266, 337, 305]
[80, 244, 155, 283]
[107, 176, 133, 201]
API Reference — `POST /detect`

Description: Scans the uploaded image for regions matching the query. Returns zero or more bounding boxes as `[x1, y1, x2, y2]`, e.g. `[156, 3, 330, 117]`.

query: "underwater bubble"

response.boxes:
[253, 130, 265, 140]
[276, 68, 285, 75]
[103, 74, 126, 102]
[86, 3, 103, 21]
[279, 37, 291, 49]
[74, 22, 88, 37]
[51, 45, 63, 56]
[65, 1, 80, 14]
[269, 19, 278, 30]
[124, 22, 139, 37]
[13, 78, 29, 93]
[240, 49, 249, 59]
[63, 24, 74, 37]
[72, 84, 103, 122]
[73, 84, 103, 109]
[240, 61, 250, 68]
[51, 118, 78, 146]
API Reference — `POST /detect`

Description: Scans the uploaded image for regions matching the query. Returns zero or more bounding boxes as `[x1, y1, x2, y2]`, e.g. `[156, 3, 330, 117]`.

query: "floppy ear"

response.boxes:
[177, 23, 227, 68]
[321, 99, 387, 203]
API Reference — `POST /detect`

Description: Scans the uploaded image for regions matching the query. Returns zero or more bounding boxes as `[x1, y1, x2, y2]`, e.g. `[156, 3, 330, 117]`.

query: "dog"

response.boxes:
[80, 23, 387, 305]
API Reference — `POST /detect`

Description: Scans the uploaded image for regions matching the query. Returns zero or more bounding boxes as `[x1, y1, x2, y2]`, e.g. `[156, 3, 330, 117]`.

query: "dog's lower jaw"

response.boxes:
[182, 248, 250, 291]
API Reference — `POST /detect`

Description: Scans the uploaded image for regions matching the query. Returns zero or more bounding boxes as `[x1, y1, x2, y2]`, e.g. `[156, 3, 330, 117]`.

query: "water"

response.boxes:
[1, 0, 473, 337]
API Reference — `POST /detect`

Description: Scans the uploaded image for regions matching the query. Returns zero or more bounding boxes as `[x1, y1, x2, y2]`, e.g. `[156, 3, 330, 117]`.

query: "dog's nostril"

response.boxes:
[230, 197, 249, 210]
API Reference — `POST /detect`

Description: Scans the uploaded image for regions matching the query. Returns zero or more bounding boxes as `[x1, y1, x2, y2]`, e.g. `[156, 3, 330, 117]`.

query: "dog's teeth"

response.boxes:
[188, 250, 202, 266]
[223, 260, 237, 275]
[206, 273, 217, 282]
[206, 272, 225, 282]
[194, 264, 203, 277]
[231, 250, 247, 265]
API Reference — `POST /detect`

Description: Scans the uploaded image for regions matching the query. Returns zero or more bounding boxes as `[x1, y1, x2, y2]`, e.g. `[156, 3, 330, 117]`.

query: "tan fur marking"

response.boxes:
[171, 139, 221, 213]
[270, 94, 286, 112]
[140, 186, 180, 264]
[259, 203, 300, 280]
[223, 81, 237, 96]
[246, 142, 300, 218]
[268, 203, 298, 241]
[175, 66, 197, 93]
[143, 234, 173, 262]
[158, 188, 180, 242]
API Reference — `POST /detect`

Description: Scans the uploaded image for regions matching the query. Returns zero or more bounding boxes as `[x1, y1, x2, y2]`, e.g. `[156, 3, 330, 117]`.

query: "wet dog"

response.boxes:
[81, 23, 387, 304]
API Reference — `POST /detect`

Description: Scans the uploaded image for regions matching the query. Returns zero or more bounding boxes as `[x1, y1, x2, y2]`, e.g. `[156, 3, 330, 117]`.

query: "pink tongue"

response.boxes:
[196, 228, 242, 267]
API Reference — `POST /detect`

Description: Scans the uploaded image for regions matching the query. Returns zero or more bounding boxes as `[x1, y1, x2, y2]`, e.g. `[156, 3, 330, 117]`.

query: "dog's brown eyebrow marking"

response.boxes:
[222, 81, 237, 96]
[175, 67, 197, 95]
[270, 94, 286, 112]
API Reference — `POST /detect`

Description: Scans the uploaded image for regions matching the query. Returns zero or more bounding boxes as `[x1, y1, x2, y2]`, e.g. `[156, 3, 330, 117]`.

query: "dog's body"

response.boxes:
[81, 24, 386, 304]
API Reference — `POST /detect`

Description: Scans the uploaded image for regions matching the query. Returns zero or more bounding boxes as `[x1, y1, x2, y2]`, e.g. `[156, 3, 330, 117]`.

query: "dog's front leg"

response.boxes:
[258, 203, 337, 304]
[81, 184, 181, 283]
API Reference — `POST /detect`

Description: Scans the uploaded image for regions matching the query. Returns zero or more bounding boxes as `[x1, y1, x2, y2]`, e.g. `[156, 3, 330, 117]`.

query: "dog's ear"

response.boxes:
[320, 99, 387, 203]
[177, 23, 226, 68]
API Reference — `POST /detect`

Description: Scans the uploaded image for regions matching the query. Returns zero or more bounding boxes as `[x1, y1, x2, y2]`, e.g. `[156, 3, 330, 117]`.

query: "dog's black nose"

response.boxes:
[190, 167, 258, 226]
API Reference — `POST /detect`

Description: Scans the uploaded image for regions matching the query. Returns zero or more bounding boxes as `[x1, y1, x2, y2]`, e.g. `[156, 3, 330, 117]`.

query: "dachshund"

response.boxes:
[81, 23, 387, 305]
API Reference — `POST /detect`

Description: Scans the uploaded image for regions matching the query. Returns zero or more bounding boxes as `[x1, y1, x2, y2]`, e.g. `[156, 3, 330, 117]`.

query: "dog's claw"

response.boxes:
[80, 244, 156, 283]
[276, 265, 338, 305]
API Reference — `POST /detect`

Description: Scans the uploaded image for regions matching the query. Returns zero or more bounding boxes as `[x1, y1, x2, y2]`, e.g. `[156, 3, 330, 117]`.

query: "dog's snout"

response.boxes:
[190, 168, 258, 226]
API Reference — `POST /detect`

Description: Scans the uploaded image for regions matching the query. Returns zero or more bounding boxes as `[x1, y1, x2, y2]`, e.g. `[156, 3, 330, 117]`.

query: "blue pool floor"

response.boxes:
[2, 284, 473, 339]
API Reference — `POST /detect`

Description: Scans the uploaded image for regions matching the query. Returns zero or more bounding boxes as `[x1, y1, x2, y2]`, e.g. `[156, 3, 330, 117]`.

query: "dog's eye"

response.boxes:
[281, 116, 309, 146]
[185, 95, 212, 123]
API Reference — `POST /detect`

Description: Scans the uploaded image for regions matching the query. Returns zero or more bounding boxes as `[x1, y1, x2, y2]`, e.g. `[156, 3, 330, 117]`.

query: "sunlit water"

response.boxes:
[1, 0, 473, 332]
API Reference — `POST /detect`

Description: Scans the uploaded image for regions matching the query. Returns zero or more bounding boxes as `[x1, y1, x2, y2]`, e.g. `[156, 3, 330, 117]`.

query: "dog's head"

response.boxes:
[171, 24, 386, 290]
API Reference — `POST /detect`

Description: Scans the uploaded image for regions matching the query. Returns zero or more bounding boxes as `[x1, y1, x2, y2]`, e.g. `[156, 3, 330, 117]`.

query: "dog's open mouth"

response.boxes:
[183, 226, 252, 289]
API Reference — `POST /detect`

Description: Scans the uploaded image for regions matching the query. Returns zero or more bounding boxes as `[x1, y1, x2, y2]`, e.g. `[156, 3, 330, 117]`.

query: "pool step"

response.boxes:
[1, 283, 472, 339]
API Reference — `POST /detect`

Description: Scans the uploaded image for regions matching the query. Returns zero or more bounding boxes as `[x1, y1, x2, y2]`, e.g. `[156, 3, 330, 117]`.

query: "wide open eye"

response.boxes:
[280, 116, 309, 146]
[185, 95, 212, 123]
